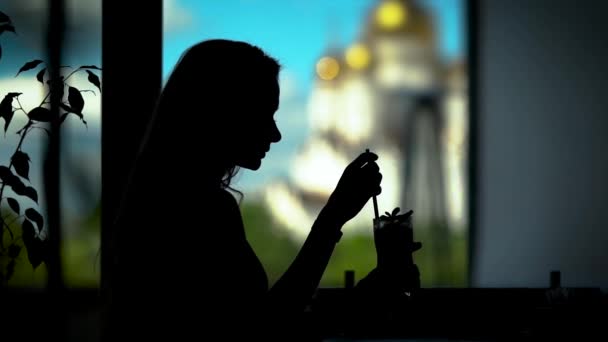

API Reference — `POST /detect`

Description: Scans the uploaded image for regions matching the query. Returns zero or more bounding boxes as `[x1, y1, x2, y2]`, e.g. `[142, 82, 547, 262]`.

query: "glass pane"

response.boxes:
[162, 0, 469, 288]
[0, 0, 101, 288]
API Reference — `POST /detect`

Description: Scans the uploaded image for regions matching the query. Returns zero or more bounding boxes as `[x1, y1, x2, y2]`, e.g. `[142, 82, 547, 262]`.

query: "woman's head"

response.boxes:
[147, 39, 282, 189]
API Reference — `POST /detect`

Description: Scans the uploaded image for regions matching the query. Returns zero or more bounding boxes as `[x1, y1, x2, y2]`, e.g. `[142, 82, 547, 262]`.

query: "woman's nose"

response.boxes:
[270, 121, 281, 143]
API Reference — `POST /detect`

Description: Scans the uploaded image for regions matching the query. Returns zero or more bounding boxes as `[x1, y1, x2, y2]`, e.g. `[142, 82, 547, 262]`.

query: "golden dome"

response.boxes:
[364, 0, 436, 43]
[345, 43, 372, 70]
[316, 56, 341, 81]
[314, 45, 347, 82]
[376, 0, 408, 31]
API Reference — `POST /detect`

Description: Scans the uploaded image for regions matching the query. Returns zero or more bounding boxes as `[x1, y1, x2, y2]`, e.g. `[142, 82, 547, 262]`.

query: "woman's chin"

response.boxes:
[238, 158, 262, 171]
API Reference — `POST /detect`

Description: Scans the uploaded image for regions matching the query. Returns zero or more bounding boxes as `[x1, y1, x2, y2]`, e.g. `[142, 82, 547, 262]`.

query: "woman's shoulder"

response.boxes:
[206, 187, 241, 216]
[202, 188, 245, 240]
[216, 188, 239, 206]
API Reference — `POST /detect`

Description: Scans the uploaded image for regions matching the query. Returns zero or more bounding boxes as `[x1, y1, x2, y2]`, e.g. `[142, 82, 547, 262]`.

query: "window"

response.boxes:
[164, 0, 470, 288]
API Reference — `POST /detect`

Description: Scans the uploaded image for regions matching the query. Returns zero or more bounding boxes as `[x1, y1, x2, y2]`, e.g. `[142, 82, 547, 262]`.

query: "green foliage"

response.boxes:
[241, 198, 468, 289]
[0, 206, 48, 287]
[0, 203, 101, 288]
[240, 198, 300, 286]
[61, 204, 101, 288]
[321, 232, 377, 287]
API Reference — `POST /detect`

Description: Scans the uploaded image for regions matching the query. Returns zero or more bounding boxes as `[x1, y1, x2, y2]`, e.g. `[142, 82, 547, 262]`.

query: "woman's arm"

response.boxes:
[265, 151, 382, 315]
[267, 207, 344, 312]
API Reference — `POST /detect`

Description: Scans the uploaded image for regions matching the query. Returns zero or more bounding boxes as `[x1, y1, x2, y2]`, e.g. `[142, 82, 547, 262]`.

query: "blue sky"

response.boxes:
[161, 0, 465, 191]
[1, 0, 464, 88]
[0, 0, 465, 205]
[163, 0, 464, 88]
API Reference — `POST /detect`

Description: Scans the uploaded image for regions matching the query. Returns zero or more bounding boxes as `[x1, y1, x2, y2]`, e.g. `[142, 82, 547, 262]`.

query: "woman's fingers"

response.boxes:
[351, 151, 378, 169]
[360, 159, 380, 172]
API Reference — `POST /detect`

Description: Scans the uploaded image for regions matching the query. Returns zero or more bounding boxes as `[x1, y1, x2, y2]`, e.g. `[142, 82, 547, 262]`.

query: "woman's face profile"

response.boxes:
[230, 76, 282, 171]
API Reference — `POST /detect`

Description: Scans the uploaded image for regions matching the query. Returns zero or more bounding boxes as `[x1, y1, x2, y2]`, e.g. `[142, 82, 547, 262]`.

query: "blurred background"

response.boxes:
[1, 0, 469, 289]
[2, 0, 607, 298]
[162, 0, 469, 288]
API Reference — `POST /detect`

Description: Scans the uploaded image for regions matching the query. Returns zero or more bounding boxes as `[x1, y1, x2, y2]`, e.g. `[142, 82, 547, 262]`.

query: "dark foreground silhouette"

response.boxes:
[104, 39, 421, 341]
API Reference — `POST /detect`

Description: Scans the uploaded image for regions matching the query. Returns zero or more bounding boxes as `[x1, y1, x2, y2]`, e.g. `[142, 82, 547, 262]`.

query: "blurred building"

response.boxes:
[263, 0, 467, 240]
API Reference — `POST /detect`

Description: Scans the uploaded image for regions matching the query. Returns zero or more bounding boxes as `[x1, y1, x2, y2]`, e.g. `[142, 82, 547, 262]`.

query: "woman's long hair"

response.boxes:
[104, 39, 281, 339]
[141, 39, 280, 194]
[108, 37, 281, 288]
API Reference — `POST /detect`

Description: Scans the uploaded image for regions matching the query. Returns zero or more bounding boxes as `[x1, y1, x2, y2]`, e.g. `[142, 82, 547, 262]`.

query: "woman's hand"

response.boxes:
[323, 151, 382, 226]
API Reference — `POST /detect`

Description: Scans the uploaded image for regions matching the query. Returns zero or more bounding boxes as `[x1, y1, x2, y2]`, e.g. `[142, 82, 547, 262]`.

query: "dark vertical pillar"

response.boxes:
[466, 0, 479, 287]
[46, 0, 64, 294]
[101, 0, 162, 339]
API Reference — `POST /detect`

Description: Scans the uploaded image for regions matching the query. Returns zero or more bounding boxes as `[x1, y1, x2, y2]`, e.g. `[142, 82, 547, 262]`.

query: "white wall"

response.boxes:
[473, 0, 608, 288]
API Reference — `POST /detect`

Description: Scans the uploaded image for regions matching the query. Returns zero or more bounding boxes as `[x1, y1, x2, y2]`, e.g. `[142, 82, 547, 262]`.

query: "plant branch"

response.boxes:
[40, 91, 52, 107]
[13, 107, 28, 115]
[15, 97, 28, 115]
[2, 220, 14, 241]
[1, 212, 16, 241]
[0, 120, 33, 208]
[11, 235, 23, 244]
[5, 213, 23, 227]
[63, 67, 81, 82]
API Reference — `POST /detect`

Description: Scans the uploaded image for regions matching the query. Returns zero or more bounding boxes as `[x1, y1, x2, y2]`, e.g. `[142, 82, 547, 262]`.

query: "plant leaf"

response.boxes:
[85, 70, 101, 92]
[36, 67, 46, 83]
[22, 219, 44, 269]
[23, 186, 38, 203]
[0, 106, 14, 133]
[28, 107, 52, 122]
[0, 11, 11, 23]
[68, 87, 84, 114]
[391, 207, 400, 217]
[22, 217, 37, 240]
[7, 197, 20, 215]
[11, 150, 30, 180]
[0, 95, 10, 115]
[79, 65, 101, 70]
[0, 24, 16, 35]
[15, 59, 44, 77]
[0, 166, 17, 186]
[8, 244, 21, 259]
[0, 93, 21, 132]
[25, 208, 44, 231]
[3, 110, 14, 132]
[0, 165, 10, 178]
[9, 174, 26, 195]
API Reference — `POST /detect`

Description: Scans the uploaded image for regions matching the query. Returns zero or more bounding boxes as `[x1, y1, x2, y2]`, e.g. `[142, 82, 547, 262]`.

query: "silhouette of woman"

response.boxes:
[107, 39, 382, 341]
